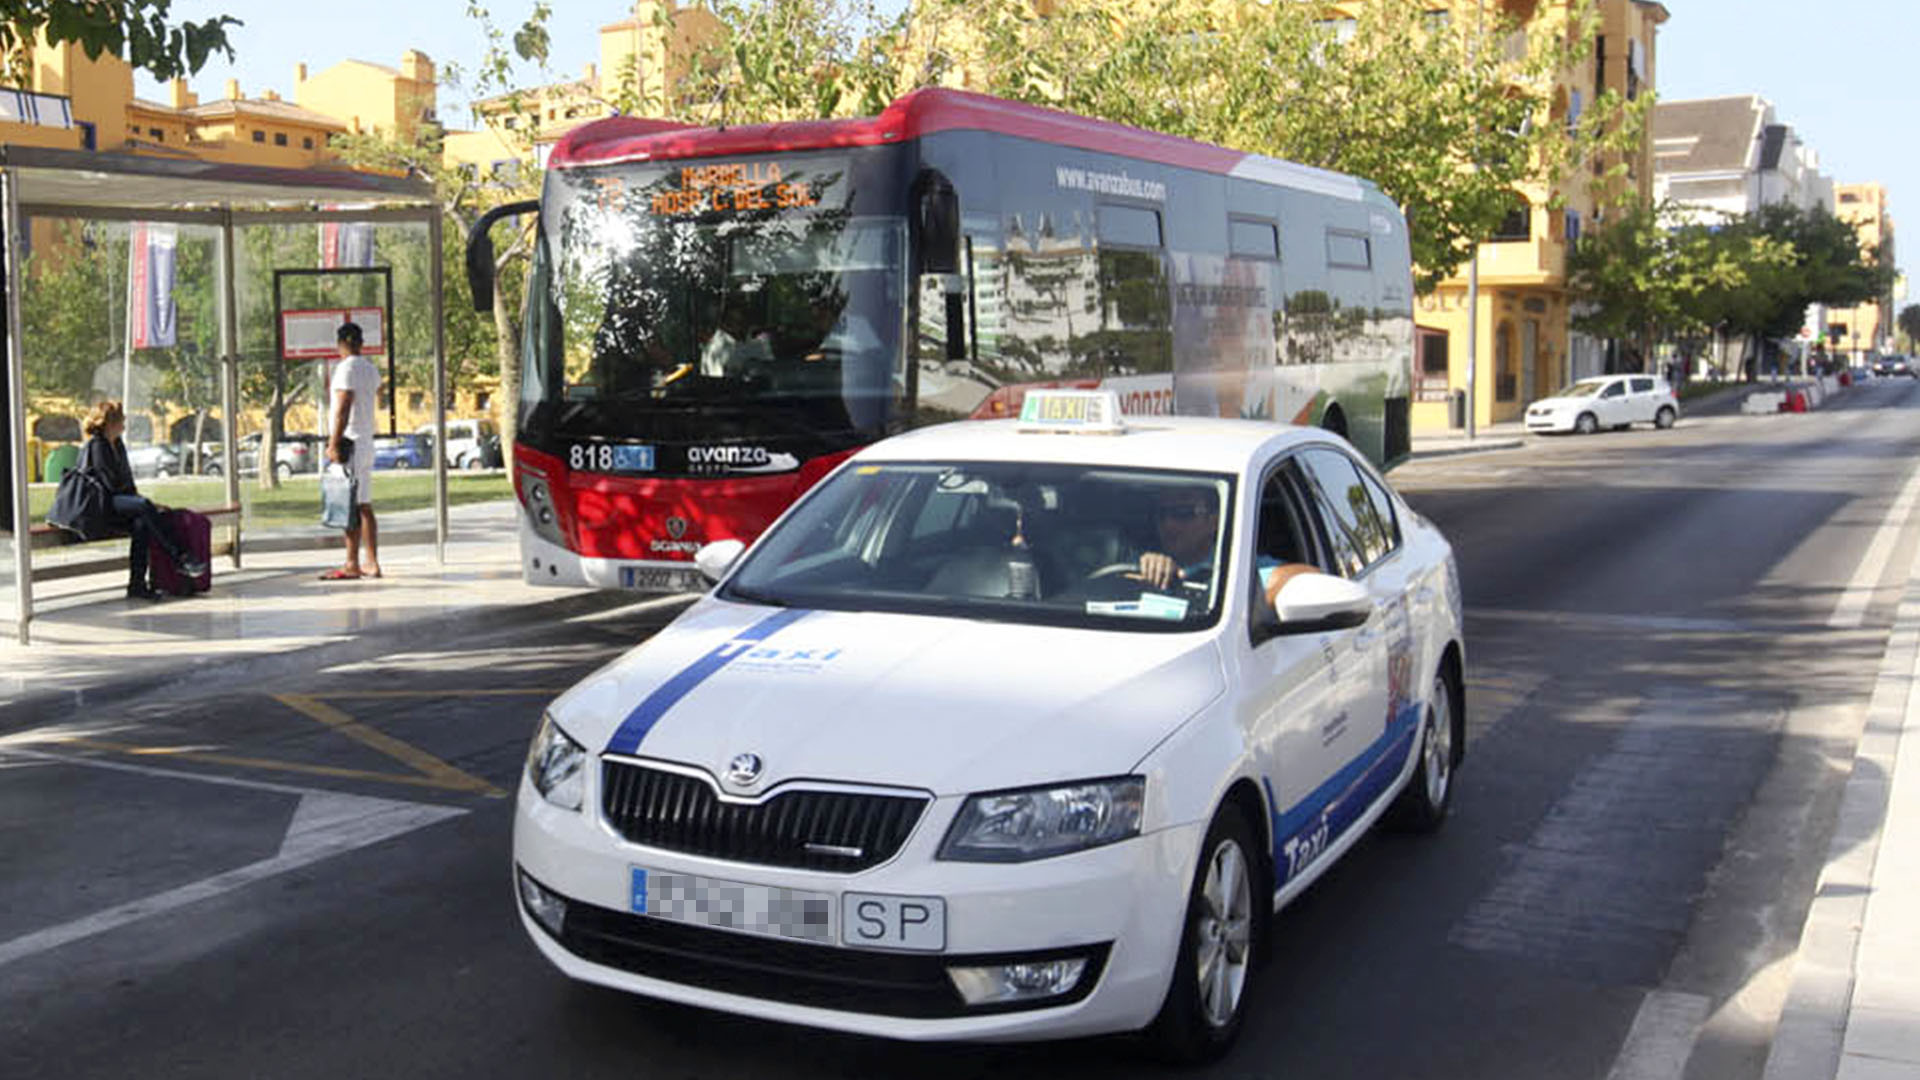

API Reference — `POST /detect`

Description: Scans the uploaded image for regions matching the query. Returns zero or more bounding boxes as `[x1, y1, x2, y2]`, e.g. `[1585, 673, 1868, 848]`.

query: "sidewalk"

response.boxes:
[1409, 420, 1528, 460]
[0, 499, 629, 728]
[1765, 531, 1920, 1079]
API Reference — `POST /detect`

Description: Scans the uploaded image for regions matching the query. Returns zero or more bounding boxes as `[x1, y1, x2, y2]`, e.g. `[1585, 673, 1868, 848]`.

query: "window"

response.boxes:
[274, 132, 288, 146]
[1097, 204, 1162, 248]
[148, 126, 163, 139]
[252, 129, 265, 143]
[1298, 449, 1387, 576]
[1325, 230, 1371, 270]
[1230, 219, 1279, 260]
[408, 391, 425, 410]
[1594, 35, 1606, 101]
[1493, 199, 1531, 242]
[1252, 466, 1321, 622]
[1419, 329, 1449, 376]
[303, 136, 314, 149]
[77, 120, 95, 150]
[475, 391, 492, 411]
[1600, 381, 1625, 399]
[1630, 377, 1654, 393]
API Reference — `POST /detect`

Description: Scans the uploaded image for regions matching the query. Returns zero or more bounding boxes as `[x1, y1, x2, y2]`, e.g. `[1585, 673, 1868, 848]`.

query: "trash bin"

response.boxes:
[1448, 389, 1467, 430]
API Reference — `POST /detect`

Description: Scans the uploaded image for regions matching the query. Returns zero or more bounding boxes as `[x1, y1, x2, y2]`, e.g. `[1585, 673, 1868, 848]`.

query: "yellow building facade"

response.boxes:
[1829, 182, 1895, 362]
[1412, 0, 1667, 433]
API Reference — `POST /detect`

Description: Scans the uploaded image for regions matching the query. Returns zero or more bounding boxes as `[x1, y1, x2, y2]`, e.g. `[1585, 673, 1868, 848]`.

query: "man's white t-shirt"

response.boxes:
[330, 354, 380, 443]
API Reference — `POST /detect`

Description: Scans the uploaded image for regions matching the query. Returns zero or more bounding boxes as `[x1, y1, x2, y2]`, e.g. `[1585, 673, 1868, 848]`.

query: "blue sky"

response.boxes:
[138, 0, 1916, 286]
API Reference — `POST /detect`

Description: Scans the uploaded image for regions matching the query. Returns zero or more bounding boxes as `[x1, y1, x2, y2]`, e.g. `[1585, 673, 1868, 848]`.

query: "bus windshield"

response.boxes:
[525, 155, 909, 467]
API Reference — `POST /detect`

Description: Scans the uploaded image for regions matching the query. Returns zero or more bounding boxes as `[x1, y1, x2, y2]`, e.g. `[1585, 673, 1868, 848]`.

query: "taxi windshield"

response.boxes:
[1556, 381, 1606, 398]
[722, 461, 1236, 631]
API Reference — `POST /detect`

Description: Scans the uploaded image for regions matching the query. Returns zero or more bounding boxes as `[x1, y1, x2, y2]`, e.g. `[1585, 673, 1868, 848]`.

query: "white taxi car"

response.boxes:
[513, 392, 1465, 1062]
[1525, 374, 1679, 434]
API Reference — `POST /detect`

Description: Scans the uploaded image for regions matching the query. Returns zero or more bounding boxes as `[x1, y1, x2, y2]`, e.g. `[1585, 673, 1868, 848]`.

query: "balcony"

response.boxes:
[0, 89, 73, 129]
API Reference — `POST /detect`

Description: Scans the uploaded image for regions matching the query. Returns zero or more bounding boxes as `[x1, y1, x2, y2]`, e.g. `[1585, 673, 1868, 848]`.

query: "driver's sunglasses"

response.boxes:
[1155, 503, 1215, 522]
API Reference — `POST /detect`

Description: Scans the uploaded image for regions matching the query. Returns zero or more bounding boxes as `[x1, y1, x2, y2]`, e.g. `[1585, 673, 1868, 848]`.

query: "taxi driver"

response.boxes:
[1135, 487, 1219, 590]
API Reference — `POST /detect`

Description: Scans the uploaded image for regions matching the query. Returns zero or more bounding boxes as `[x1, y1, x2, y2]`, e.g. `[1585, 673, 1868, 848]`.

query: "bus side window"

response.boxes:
[1096, 204, 1171, 376]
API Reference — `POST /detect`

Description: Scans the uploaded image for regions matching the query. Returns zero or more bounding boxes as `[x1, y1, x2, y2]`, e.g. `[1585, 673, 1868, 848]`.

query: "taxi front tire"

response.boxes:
[1146, 804, 1267, 1064]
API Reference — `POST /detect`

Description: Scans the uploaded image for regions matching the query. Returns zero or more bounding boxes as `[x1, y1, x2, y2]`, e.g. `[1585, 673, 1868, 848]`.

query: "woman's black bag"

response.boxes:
[46, 465, 116, 540]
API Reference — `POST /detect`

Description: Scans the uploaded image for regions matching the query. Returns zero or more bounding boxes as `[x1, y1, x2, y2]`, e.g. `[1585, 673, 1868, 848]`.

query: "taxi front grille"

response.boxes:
[600, 761, 927, 872]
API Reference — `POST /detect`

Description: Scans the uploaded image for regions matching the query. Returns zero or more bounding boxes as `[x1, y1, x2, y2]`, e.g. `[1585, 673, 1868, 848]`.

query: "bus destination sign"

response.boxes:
[647, 162, 824, 216]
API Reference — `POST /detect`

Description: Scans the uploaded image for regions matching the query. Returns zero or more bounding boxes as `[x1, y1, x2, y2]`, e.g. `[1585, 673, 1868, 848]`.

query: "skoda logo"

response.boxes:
[665, 516, 689, 540]
[725, 752, 764, 788]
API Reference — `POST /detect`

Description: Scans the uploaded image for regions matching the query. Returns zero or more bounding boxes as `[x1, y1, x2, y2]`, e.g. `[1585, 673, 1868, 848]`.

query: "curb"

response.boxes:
[0, 585, 662, 734]
[1408, 437, 1527, 461]
[1761, 536, 1920, 1079]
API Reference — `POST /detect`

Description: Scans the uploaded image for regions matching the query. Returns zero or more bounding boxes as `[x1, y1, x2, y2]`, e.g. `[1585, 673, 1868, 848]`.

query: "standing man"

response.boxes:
[324, 321, 381, 580]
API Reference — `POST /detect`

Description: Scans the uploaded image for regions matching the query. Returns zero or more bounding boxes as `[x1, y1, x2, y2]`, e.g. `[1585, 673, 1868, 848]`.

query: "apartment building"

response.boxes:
[1829, 182, 1896, 363]
[1412, 0, 1669, 433]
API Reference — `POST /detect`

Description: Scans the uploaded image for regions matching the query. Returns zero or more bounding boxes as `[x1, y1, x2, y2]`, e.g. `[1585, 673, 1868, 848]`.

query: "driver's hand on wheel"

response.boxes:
[1134, 552, 1177, 590]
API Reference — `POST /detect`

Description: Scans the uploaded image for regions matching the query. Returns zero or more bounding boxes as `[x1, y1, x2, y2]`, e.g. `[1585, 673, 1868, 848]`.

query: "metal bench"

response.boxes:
[27, 504, 242, 583]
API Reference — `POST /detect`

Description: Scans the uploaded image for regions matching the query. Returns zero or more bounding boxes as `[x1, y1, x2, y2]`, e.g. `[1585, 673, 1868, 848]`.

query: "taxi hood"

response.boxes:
[549, 599, 1226, 797]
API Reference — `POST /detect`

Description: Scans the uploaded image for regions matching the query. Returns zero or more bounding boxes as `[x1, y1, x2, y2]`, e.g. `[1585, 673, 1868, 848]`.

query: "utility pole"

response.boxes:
[1465, 0, 1484, 441]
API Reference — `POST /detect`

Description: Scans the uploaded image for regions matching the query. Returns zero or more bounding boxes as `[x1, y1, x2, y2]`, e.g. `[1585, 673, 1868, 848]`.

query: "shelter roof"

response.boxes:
[0, 145, 432, 214]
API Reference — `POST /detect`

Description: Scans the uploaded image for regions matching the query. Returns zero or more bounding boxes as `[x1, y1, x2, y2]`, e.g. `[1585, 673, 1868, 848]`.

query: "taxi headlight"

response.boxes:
[938, 777, 1144, 862]
[525, 713, 586, 811]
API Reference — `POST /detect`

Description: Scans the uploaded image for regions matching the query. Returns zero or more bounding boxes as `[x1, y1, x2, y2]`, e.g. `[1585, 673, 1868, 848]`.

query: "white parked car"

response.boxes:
[512, 391, 1466, 1062]
[418, 418, 500, 470]
[1525, 375, 1680, 434]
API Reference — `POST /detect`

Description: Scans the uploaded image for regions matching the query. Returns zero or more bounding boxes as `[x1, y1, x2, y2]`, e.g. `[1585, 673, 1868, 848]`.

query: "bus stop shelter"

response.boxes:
[0, 146, 446, 643]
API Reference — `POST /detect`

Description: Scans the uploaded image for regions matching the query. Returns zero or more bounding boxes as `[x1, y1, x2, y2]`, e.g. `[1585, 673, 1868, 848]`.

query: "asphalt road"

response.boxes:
[6, 378, 1920, 1079]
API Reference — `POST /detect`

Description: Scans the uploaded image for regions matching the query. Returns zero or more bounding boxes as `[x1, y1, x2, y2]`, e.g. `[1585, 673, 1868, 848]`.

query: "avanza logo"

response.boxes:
[688, 446, 771, 467]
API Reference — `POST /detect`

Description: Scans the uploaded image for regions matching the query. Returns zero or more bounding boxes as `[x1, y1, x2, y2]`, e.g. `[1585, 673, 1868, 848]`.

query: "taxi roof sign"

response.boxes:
[1017, 389, 1127, 434]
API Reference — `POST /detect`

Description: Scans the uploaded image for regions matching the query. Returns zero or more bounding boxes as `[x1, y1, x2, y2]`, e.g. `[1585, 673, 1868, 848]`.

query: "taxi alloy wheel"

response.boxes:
[1575, 412, 1599, 435]
[1390, 672, 1457, 833]
[1655, 406, 1676, 429]
[1148, 807, 1264, 1064]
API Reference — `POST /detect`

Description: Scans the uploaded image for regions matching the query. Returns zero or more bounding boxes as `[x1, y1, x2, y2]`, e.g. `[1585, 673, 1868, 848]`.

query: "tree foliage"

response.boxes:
[0, 0, 238, 83]
[1569, 201, 1892, 371]
[1899, 304, 1920, 351]
[664, 0, 1646, 293]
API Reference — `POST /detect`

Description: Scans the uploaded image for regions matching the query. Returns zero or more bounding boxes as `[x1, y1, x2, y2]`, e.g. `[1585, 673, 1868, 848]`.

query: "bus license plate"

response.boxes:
[620, 566, 704, 592]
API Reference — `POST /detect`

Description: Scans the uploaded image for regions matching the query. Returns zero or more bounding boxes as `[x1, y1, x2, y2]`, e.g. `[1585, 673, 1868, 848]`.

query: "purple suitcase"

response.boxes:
[151, 509, 212, 595]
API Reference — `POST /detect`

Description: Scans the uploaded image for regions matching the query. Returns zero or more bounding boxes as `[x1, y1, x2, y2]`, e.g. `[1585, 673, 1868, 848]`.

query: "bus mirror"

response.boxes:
[465, 199, 540, 313]
[917, 175, 960, 275]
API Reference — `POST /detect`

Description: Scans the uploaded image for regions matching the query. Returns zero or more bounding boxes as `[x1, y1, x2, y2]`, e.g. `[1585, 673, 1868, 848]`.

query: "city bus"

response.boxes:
[468, 88, 1413, 591]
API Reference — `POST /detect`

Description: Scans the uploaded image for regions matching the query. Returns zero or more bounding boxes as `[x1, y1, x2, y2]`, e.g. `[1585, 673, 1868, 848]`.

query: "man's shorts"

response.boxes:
[347, 438, 374, 504]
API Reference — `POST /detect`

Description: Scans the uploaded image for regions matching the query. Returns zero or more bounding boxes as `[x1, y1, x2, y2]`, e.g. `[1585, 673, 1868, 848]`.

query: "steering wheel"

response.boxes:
[1087, 562, 1143, 580]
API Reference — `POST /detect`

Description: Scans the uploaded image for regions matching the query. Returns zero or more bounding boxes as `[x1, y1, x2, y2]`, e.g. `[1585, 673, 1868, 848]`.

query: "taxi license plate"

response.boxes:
[631, 867, 833, 945]
[619, 566, 704, 592]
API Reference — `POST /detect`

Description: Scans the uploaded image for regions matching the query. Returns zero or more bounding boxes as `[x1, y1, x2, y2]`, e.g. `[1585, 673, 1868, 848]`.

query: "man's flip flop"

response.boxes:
[318, 568, 362, 581]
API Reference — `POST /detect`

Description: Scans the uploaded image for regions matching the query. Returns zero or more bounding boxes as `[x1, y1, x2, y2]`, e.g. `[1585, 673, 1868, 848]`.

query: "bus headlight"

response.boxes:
[525, 713, 586, 811]
[938, 777, 1143, 862]
[521, 475, 566, 547]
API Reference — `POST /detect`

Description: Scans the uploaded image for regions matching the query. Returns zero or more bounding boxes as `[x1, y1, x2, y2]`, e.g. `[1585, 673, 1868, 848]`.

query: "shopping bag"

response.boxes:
[46, 466, 116, 540]
[320, 464, 357, 529]
[151, 509, 212, 595]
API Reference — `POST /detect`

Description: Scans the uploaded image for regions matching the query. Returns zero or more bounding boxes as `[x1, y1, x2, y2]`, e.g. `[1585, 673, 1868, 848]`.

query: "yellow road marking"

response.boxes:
[273, 693, 506, 797]
[45, 737, 491, 794]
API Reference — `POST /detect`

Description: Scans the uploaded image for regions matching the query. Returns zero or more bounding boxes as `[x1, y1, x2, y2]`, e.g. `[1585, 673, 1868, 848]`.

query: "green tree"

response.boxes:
[1898, 303, 1920, 351]
[0, 0, 238, 82]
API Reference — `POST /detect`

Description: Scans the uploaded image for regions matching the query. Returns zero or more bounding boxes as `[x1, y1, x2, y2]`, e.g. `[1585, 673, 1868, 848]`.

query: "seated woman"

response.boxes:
[78, 401, 207, 601]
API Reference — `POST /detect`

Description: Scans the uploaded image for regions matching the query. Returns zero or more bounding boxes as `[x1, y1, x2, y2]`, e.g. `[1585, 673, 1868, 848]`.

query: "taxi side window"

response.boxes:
[1601, 381, 1625, 398]
[1298, 448, 1389, 575]
[1630, 377, 1654, 393]
[1356, 468, 1401, 553]
[1252, 464, 1322, 623]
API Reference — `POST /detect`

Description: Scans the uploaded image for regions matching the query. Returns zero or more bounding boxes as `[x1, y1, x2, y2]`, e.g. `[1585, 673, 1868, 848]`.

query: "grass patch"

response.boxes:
[30, 471, 513, 531]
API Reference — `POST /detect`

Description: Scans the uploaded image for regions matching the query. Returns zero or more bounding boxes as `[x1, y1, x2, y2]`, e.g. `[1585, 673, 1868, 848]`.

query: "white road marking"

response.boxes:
[0, 750, 464, 970]
[1828, 463, 1920, 629]
[1606, 990, 1713, 1080]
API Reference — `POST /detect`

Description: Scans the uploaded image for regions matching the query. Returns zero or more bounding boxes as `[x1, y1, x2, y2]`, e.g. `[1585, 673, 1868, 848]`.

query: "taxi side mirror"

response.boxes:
[695, 539, 747, 584]
[1257, 572, 1372, 640]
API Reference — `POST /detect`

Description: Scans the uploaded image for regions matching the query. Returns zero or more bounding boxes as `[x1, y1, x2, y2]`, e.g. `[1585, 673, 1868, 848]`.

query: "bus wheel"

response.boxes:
[1320, 405, 1348, 438]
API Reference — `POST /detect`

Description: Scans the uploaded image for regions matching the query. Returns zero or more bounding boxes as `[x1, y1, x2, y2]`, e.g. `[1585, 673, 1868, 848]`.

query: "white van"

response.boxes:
[418, 418, 500, 469]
